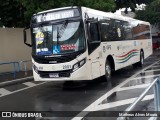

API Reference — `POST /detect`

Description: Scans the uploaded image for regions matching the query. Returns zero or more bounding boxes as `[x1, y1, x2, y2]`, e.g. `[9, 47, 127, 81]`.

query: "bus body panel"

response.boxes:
[33, 51, 92, 81]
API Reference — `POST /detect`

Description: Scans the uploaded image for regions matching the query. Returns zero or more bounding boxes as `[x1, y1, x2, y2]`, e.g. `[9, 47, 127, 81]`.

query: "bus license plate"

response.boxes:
[49, 73, 59, 78]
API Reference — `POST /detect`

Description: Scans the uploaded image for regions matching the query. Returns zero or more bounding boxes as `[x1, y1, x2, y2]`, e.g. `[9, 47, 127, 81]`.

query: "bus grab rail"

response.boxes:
[117, 77, 160, 120]
[0, 62, 20, 78]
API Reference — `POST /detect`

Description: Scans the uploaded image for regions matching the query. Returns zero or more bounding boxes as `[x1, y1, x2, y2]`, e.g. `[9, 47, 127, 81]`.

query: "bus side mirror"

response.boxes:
[23, 27, 32, 47]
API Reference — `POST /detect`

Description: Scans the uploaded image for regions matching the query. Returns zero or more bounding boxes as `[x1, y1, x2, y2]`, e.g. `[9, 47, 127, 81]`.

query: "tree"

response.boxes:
[0, 0, 25, 27]
[0, 0, 116, 27]
[22, 0, 116, 26]
[1, 0, 152, 27]
[135, 0, 160, 27]
[115, 0, 152, 13]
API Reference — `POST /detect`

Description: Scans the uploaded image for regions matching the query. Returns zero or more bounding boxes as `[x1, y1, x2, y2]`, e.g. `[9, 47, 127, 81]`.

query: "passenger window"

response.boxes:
[100, 20, 110, 42]
[132, 24, 151, 40]
[107, 19, 116, 41]
[122, 21, 133, 40]
[115, 20, 124, 41]
[89, 23, 100, 42]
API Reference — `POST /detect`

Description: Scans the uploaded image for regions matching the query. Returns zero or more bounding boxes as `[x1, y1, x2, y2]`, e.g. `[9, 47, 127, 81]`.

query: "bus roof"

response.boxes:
[34, 6, 150, 25]
[81, 6, 150, 25]
[35, 6, 79, 15]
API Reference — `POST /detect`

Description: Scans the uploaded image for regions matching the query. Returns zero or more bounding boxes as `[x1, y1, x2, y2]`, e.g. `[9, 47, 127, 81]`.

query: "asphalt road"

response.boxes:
[0, 50, 160, 120]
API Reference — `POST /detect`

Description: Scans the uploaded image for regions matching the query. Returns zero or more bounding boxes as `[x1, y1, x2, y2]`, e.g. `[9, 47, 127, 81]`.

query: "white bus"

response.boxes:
[24, 6, 152, 81]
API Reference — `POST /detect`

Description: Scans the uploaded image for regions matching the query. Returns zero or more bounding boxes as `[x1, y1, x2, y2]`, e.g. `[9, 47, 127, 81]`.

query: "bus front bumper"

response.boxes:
[33, 63, 91, 81]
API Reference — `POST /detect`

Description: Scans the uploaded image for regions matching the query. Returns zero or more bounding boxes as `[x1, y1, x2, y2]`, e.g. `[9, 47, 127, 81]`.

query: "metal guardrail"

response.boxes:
[117, 77, 160, 120]
[0, 60, 31, 78]
[0, 62, 20, 78]
[19, 60, 31, 75]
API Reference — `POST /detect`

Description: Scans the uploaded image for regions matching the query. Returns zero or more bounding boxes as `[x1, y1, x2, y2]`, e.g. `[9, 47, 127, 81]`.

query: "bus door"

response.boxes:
[87, 19, 101, 79]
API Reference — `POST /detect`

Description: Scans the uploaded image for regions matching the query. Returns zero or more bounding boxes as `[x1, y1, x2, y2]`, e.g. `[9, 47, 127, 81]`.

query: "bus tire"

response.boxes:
[104, 60, 112, 81]
[138, 51, 144, 67]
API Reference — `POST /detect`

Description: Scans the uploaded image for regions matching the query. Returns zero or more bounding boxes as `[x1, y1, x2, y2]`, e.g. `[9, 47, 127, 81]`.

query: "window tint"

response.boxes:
[132, 24, 151, 40]
[89, 23, 100, 42]
[100, 19, 125, 41]
[114, 20, 124, 41]
[100, 20, 110, 42]
[107, 19, 116, 41]
[99, 18, 151, 41]
[122, 21, 133, 40]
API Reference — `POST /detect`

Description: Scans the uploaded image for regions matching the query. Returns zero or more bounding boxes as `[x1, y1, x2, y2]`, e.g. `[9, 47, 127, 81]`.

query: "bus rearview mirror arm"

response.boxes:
[23, 26, 32, 47]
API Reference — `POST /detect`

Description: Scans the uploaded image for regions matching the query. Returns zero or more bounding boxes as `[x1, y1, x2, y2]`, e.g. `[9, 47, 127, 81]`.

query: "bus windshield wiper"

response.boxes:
[56, 20, 68, 47]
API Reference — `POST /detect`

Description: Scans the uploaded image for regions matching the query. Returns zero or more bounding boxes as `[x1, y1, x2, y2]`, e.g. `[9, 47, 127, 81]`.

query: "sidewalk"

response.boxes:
[0, 70, 33, 83]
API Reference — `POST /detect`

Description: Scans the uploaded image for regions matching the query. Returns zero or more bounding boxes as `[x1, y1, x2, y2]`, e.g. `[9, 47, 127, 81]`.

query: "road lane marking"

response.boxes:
[71, 60, 160, 120]
[150, 66, 160, 68]
[23, 82, 36, 87]
[0, 88, 11, 96]
[144, 69, 160, 73]
[117, 84, 150, 92]
[131, 74, 160, 80]
[0, 82, 47, 98]
[95, 94, 154, 111]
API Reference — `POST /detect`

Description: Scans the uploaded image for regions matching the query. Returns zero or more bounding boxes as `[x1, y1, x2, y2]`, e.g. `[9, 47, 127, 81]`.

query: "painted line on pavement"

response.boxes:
[144, 69, 160, 73]
[117, 83, 150, 92]
[23, 82, 37, 87]
[0, 82, 47, 98]
[150, 66, 160, 68]
[95, 94, 154, 111]
[0, 88, 11, 96]
[0, 76, 33, 88]
[71, 60, 160, 120]
[131, 74, 160, 80]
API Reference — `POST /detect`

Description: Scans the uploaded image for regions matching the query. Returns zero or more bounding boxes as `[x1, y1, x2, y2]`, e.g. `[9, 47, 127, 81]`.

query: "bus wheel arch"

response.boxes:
[107, 55, 115, 71]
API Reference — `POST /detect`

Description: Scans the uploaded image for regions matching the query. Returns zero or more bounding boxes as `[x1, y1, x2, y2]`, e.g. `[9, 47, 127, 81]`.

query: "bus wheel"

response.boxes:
[105, 60, 112, 81]
[138, 51, 144, 67]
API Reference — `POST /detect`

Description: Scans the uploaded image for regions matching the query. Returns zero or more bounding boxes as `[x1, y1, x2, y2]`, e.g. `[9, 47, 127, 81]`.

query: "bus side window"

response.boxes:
[100, 20, 110, 42]
[122, 21, 133, 40]
[114, 20, 124, 41]
[107, 19, 116, 41]
[89, 23, 100, 42]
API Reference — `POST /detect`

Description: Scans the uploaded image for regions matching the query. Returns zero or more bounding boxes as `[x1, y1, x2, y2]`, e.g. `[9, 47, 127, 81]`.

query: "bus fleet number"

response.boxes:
[63, 65, 72, 69]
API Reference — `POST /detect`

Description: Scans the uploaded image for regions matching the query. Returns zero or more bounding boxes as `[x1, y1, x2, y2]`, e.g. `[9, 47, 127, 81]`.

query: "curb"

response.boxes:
[0, 76, 33, 88]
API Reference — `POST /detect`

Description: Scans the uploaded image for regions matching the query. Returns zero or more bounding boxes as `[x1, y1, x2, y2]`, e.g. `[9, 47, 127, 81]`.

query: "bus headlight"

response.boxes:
[72, 58, 86, 72]
[33, 64, 38, 73]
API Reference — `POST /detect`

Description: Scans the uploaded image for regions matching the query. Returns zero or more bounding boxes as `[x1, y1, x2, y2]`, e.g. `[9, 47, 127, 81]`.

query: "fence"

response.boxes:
[0, 60, 31, 78]
[117, 77, 160, 120]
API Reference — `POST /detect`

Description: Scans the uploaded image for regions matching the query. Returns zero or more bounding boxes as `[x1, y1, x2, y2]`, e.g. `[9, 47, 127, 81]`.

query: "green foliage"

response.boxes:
[0, 0, 116, 27]
[0, 0, 153, 27]
[135, 0, 160, 26]
[0, 0, 24, 27]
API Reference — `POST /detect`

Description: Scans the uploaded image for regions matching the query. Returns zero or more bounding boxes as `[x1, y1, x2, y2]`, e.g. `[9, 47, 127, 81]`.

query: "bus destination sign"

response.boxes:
[33, 9, 80, 23]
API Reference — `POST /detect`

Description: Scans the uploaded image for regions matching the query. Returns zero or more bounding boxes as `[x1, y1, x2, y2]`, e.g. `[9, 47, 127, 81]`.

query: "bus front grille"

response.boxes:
[38, 70, 71, 78]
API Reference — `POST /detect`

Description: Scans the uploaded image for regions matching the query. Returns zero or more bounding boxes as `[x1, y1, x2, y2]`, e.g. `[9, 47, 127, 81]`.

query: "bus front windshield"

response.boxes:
[32, 21, 85, 56]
